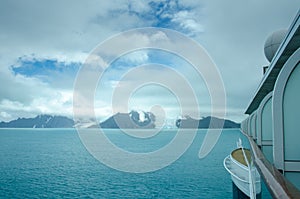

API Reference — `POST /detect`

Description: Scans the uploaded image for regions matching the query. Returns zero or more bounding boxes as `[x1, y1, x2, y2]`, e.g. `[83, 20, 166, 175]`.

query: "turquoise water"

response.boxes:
[0, 129, 270, 198]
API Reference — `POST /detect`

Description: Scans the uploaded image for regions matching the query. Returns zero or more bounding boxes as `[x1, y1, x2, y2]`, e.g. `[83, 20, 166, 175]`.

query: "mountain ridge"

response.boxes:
[0, 115, 74, 128]
[99, 110, 156, 129]
[176, 116, 240, 129]
[0, 114, 240, 129]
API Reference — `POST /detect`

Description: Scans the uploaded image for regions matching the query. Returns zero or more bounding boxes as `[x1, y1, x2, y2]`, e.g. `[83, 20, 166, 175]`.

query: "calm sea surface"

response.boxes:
[0, 129, 271, 198]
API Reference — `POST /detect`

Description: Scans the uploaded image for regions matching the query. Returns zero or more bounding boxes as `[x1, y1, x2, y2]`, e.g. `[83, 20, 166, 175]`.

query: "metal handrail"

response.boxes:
[241, 147, 256, 199]
[242, 132, 300, 198]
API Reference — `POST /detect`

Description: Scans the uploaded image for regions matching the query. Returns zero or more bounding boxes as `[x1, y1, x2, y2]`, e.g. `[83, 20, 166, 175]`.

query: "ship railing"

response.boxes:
[242, 132, 300, 199]
[241, 147, 256, 199]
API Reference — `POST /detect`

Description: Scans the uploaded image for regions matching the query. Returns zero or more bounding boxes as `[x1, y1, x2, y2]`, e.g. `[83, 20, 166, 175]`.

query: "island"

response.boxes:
[0, 115, 74, 128]
[176, 116, 240, 129]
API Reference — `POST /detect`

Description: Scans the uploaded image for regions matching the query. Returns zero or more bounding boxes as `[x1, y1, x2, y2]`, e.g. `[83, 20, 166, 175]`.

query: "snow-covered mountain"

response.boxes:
[0, 115, 74, 128]
[99, 110, 156, 129]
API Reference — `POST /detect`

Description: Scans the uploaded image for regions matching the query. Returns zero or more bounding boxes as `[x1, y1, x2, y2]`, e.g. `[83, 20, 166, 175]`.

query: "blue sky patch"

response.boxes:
[11, 58, 81, 89]
[12, 58, 80, 78]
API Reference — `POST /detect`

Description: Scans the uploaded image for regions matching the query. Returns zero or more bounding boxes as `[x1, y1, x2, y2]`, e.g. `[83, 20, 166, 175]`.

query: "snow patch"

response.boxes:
[137, 110, 148, 122]
[46, 116, 52, 124]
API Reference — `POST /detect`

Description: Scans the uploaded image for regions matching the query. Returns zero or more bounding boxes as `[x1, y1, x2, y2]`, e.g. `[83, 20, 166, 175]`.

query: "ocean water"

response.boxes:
[0, 129, 271, 198]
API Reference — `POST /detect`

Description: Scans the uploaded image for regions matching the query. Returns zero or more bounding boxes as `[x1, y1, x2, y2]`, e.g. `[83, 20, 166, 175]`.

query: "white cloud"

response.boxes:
[0, 88, 74, 121]
[94, 61, 210, 121]
[121, 51, 149, 65]
[171, 10, 204, 34]
[0, 0, 202, 122]
[0, 0, 299, 123]
[128, 0, 151, 13]
[0, 68, 50, 104]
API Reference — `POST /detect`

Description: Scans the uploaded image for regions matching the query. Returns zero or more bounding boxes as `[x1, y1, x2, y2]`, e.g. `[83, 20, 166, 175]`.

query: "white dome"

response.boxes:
[264, 29, 287, 62]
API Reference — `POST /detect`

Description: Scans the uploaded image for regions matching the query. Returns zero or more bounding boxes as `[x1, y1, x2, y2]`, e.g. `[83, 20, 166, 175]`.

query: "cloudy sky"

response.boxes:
[0, 0, 299, 124]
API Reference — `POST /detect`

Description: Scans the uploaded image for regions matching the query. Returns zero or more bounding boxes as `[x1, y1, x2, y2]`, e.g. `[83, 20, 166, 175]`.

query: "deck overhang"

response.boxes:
[245, 11, 300, 115]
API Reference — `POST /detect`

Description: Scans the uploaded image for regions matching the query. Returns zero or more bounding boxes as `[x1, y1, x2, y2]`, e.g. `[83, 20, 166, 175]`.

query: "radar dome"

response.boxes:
[264, 29, 287, 62]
